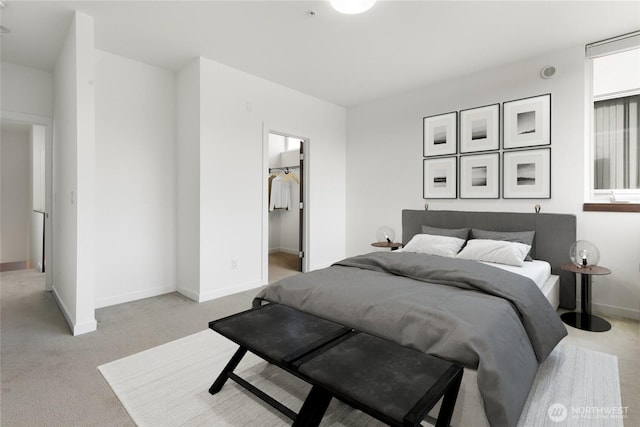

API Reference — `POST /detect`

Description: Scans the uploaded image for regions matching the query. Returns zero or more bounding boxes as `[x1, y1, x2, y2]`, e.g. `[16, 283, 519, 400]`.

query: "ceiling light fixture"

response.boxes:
[330, 0, 376, 14]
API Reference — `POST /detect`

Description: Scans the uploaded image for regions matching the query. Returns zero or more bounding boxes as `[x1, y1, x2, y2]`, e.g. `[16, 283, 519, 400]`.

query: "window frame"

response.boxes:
[585, 33, 640, 205]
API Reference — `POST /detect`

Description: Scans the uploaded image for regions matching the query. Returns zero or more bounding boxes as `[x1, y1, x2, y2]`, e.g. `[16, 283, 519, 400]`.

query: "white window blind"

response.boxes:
[594, 95, 639, 190]
[587, 31, 640, 198]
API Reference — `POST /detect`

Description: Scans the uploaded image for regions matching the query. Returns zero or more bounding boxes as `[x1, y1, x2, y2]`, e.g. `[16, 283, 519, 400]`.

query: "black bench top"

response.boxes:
[209, 303, 463, 427]
[297, 332, 458, 425]
[209, 304, 350, 364]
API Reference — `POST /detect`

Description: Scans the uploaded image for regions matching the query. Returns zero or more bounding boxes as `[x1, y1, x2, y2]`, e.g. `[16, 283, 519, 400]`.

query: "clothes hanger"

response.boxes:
[284, 171, 299, 183]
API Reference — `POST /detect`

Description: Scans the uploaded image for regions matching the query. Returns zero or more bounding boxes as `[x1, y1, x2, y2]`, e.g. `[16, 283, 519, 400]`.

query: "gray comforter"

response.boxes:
[254, 252, 567, 427]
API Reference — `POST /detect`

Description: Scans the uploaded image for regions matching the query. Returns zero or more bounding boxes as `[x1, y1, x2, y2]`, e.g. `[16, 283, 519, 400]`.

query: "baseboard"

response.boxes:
[269, 248, 298, 255]
[180, 279, 262, 303]
[51, 286, 97, 335]
[73, 318, 98, 336]
[578, 299, 640, 320]
[51, 286, 74, 331]
[176, 286, 200, 302]
[0, 261, 27, 272]
[95, 285, 176, 309]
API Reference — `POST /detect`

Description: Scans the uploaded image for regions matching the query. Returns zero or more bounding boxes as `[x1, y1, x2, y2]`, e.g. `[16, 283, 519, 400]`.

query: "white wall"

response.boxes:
[346, 45, 640, 319]
[93, 50, 176, 308]
[74, 12, 97, 333]
[31, 125, 46, 212]
[1, 62, 54, 288]
[30, 124, 46, 271]
[176, 59, 201, 300]
[268, 133, 285, 252]
[1, 127, 30, 263]
[52, 11, 97, 335]
[1, 61, 54, 118]
[177, 56, 346, 302]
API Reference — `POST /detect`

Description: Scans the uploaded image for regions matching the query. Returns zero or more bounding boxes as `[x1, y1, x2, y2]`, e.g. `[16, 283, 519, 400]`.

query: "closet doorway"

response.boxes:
[266, 131, 306, 284]
[0, 113, 53, 291]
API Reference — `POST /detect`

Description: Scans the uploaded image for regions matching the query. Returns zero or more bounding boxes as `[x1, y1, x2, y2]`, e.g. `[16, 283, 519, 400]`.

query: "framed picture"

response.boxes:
[460, 153, 500, 199]
[503, 148, 551, 199]
[460, 104, 500, 153]
[423, 157, 457, 199]
[423, 112, 457, 156]
[503, 94, 551, 149]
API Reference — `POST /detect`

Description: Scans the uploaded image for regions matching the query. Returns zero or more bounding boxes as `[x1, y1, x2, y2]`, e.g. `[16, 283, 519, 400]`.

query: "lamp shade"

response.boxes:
[376, 226, 395, 243]
[330, 0, 376, 14]
[569, 240, 600, 267]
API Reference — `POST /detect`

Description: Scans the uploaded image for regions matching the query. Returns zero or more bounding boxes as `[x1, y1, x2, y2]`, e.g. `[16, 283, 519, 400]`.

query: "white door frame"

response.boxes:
[261, 124, 310, 285]
[1, 110, 54, 291]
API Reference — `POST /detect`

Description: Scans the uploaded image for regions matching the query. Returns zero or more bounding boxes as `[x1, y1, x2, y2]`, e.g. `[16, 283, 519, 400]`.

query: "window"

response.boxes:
[587, 32, 640, 203]
[594, 94, 639, 190]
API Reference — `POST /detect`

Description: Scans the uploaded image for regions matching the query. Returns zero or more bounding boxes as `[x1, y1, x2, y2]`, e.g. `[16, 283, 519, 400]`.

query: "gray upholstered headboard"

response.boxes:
[402, 210, 576, 309]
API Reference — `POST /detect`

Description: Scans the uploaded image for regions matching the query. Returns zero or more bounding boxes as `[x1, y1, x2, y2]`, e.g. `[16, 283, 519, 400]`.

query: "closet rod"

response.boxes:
[269, 166, 300, 173]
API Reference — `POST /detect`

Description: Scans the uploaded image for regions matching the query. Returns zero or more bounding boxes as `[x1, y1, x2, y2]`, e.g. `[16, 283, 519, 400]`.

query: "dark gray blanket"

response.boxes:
[254, 252, 567, 427]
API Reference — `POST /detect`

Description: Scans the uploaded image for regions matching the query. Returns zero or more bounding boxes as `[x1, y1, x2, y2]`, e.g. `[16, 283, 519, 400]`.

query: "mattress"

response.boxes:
[482, 259, 551, 289]
[481, 260, 559, 310]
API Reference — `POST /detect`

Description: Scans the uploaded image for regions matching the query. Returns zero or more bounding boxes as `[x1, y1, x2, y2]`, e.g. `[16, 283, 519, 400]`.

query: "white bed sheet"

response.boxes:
[481, 259, 551, 290]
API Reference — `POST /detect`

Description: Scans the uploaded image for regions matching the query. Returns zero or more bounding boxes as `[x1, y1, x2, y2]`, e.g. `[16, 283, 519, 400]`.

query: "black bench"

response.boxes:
[209, 303, 463, 427]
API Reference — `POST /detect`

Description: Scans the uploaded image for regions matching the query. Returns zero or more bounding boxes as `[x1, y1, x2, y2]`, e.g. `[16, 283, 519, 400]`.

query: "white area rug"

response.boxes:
[98, 330, 623, 427]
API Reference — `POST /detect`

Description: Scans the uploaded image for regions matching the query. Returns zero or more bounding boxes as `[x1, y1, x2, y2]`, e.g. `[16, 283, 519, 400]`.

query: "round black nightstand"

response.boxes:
[560, 263, 611, 332]
[371, 242, 402, 251]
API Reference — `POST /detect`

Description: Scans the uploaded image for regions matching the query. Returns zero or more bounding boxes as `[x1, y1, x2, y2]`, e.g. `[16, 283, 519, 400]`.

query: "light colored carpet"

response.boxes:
[98, 330, 623, 427]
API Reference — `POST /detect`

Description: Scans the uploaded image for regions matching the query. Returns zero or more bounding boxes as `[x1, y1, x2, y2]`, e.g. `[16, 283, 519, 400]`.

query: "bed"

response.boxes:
[255, 210, 575, 427]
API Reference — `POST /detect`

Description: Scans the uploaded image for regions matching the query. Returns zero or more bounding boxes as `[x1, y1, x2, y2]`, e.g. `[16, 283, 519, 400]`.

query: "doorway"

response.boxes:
[266, 131, 306, 284]
[0, 113, 53, 290]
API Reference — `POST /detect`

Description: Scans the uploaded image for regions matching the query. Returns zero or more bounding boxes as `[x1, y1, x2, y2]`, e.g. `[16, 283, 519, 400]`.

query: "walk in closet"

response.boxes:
[267, 132, 304, 282]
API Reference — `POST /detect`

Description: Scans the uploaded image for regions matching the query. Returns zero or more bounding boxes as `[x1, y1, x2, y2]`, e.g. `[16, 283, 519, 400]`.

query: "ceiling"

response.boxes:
[1, 1, 639, 107]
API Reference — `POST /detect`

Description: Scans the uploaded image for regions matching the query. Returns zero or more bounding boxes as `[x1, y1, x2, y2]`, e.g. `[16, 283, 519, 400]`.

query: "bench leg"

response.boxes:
[434, 370, 463, 427]
[292, 385, 333, 427]
[209, 346, 248, 395]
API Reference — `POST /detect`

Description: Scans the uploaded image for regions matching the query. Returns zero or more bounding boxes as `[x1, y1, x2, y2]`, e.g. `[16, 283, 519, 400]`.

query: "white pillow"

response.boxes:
[401, 234, 466, 258]
[455, 239, 531, 267]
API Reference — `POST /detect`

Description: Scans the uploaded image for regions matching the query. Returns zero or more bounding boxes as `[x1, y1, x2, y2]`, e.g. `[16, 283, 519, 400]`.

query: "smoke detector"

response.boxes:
[540, 65, 556, 79]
